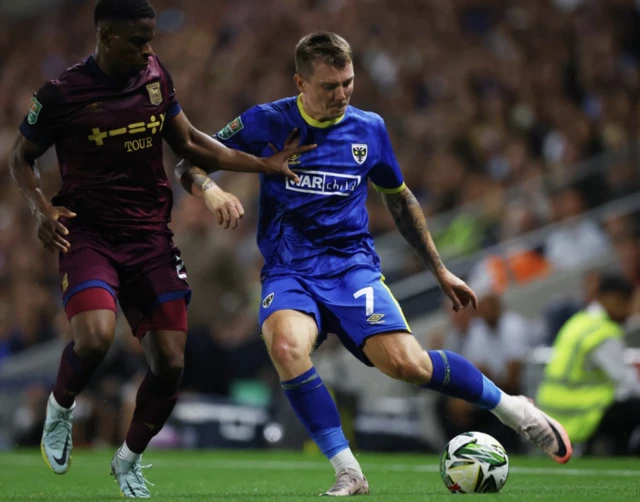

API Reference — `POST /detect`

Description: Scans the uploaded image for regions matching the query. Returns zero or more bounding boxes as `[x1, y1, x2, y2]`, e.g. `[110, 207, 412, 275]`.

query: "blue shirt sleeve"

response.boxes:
[19, 82, 67, 149]
[368, 118, 405, 193]
[213, 105, 271, 156]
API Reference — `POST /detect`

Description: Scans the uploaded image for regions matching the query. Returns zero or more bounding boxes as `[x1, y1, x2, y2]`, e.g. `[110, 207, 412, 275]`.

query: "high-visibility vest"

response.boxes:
[536, 310, 622, 443]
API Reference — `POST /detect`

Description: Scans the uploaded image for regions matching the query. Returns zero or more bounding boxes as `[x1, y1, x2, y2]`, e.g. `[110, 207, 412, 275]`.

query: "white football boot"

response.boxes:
[41, 394, 74, 474]
[506, 396, 573, 464]
[110, 448, 154, 498]
[321, 469, 369, 496]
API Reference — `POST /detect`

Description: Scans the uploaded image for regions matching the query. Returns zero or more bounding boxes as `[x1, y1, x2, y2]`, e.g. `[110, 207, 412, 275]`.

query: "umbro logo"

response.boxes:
[367, 313, 385, 324]
[288, 153, 302, 165]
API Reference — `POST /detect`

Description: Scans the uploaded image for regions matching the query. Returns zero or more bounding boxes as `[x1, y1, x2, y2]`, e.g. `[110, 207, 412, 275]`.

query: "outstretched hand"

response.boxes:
[265, 128, 316, 183]
[437, 269, 478, 312]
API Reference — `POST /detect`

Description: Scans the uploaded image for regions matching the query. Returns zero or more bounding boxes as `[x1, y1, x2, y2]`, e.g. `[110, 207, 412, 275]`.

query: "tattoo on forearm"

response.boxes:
[383, 188, 444, 274]
[178, 164, 214, 196]
[197, 175, 215, 192]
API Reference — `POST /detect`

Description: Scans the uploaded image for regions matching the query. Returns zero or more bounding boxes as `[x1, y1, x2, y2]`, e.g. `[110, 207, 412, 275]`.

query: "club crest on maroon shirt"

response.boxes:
[146, 82, 162, 105]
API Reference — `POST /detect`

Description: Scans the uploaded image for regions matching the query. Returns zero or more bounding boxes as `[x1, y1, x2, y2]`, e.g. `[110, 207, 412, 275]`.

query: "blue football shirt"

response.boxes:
[214, 95, 405, 279]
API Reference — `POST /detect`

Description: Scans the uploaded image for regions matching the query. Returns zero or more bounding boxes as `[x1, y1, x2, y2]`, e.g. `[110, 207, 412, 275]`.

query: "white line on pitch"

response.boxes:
[2, 456, 638, 476]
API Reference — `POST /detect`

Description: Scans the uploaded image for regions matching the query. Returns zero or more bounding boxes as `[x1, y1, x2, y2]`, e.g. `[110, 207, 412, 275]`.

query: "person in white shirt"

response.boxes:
[436, 293, 532, 451]
[544, 186, 611, 270]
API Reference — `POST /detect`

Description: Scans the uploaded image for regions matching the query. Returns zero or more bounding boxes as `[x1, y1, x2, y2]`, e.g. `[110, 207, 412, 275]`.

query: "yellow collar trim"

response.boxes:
[297, 94, 345, 128]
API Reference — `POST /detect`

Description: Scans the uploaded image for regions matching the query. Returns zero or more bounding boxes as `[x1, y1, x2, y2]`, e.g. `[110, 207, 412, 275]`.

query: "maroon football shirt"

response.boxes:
[19, 55, 181, 234]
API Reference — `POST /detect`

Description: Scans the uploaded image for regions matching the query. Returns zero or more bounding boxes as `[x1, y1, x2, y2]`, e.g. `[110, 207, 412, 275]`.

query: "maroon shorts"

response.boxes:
[59, 226, 191, 336]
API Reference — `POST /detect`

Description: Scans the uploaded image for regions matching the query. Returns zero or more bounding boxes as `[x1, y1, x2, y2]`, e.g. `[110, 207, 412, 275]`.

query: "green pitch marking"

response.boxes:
[0, 450, 638, 501]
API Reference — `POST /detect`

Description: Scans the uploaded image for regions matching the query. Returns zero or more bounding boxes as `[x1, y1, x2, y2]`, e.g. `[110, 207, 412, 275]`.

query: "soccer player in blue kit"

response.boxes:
[177, 32, 572, 496]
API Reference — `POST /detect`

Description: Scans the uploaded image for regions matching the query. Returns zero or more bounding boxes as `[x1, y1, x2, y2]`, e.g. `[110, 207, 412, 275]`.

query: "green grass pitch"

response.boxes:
[0, 449, 638, 501]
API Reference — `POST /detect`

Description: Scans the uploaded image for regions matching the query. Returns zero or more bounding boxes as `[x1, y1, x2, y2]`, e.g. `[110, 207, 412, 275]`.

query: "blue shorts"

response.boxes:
[259, 266, 411, 366]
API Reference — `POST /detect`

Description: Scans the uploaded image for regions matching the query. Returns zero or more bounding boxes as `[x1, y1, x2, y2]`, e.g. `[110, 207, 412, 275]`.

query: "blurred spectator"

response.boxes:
[12, 383, 48, 447]
[612, 232, 640, 286]
[427, 297, 475, 353]
[544, 185, 611, 269]
[606, 159, 640, 199]
[462, 294, 532, 394]
[543, 268, 601, 345]
[181, 309, 273, 398]
[432, 293, 531, 451]
[464, 249, 551, 296]
[537, 274, 640, 456]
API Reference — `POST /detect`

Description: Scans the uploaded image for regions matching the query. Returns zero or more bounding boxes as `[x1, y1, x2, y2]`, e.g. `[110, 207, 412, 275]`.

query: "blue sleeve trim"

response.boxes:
[166, 102, 181, 119]
[19, 120, 54, 149]
[63, 280, 117, 307]
[155, 289, 191, 307]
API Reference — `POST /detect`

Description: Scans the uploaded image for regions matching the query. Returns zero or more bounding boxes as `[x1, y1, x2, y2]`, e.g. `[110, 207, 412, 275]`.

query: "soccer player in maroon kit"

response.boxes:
[9, 0, 312, 498]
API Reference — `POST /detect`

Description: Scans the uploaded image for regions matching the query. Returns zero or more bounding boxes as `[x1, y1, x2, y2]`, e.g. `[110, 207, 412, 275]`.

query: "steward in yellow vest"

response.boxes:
[537, 274, 640, 454]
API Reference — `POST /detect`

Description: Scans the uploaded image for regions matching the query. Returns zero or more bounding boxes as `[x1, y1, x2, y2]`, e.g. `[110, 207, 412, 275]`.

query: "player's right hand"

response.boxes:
[436, 268, 479, 313]
[203, 184, 245, 230]
[35, 205, 76, 254]
[266, 128, 317, 183]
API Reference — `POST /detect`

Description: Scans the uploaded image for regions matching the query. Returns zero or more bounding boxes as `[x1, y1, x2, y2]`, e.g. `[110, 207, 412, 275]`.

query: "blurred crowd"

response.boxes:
[2, 0, 640, 447]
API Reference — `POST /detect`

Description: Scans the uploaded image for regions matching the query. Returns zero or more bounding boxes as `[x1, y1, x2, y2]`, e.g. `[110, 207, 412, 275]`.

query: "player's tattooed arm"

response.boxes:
[175, 159, 217, 196]
[381, 186, 478, 312]
[381, 186, 445, 276]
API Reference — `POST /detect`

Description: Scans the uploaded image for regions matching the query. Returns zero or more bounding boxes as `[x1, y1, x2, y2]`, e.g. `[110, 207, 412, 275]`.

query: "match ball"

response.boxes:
[439, 431, 509, 494]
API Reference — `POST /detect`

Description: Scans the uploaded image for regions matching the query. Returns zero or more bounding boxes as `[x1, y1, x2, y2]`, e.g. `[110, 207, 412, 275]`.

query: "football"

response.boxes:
[439, 432, 509, 494]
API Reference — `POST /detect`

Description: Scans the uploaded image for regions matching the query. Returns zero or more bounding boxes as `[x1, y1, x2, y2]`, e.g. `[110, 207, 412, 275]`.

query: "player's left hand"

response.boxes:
[436, 268, 478, 312]
[202, 183, 245, 230]
[266, 128, 317, 183]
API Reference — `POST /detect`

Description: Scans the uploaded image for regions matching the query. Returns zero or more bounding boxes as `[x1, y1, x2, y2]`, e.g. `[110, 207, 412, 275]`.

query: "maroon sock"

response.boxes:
[52, 341, 102, 408]
[125, 370, 181, 454]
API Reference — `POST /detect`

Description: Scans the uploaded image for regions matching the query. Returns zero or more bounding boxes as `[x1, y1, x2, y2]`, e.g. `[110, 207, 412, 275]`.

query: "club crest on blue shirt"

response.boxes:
[352, 144, 368, 164]
[146, 82, 162, 106]
[262, 292, 275, 308]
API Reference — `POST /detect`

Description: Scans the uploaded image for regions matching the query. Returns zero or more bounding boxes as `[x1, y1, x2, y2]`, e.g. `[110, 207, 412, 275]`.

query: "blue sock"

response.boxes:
[282, 367, 349, 459]
[424, 350, 502, 409]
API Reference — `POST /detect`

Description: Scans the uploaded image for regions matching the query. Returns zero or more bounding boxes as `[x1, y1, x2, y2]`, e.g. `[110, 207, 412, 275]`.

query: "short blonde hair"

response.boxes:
[295, 31, 352, 78]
